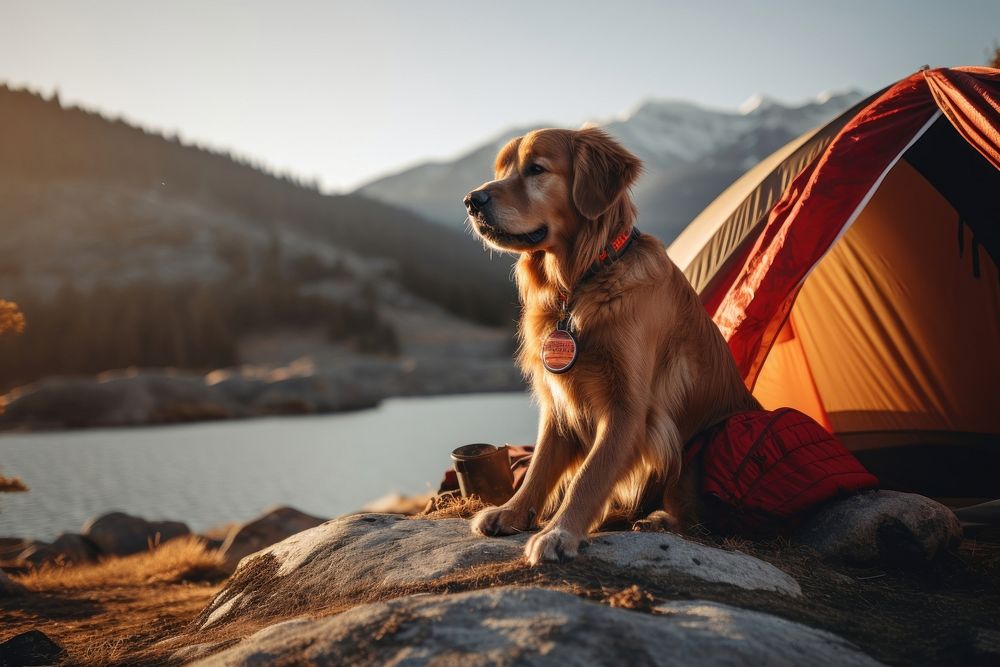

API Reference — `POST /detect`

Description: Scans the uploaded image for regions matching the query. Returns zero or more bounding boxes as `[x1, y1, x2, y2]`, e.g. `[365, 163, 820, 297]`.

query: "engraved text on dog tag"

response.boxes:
[542, 325, 578, 374]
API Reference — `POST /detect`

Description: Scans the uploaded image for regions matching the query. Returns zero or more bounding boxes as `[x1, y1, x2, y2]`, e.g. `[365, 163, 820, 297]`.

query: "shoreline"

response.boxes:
[0, 356, 526, 432]
[0, 392, 540, 542]
[0, 385, 527, 435]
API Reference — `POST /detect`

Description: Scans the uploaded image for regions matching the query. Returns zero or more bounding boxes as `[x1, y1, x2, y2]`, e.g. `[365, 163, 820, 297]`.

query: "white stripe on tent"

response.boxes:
[742, 109, 944, 388]
[797, 109, 943, 288]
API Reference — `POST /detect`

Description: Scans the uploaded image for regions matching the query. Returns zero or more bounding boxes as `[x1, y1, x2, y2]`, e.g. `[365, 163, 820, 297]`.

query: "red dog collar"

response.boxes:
[543, 227, 641, 374]
[594, 226, 640, 268]
[559, 226, 641, 303]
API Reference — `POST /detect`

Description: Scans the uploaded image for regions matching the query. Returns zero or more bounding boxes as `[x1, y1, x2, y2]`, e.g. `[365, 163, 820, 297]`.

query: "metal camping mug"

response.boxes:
[451, 443, 515, 506]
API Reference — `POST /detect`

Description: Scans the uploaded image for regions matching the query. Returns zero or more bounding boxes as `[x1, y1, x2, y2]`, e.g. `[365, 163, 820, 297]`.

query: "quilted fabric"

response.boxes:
[688, 408, 879, 536]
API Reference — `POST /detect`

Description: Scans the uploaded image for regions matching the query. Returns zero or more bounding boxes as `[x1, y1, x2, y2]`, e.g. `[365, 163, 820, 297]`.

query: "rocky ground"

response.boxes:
[1, 492, 998, 666]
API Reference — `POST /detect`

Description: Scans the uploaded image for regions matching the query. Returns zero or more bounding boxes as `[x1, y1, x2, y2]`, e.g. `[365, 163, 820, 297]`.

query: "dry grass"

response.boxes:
[16, 536, 227, 591]
[418, 493, 486, 520]
[1, 537, 228, 665]
[961, 537, 1000, 575]
[605, 584, 656, 612]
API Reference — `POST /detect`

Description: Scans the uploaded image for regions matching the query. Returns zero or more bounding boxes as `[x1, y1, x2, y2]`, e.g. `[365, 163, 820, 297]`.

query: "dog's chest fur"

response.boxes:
[521, 297, 621, 441]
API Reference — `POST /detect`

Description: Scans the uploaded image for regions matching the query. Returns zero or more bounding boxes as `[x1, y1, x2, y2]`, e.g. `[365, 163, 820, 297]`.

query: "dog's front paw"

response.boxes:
[471, 504, 535, 537]
[524, 526, 581, 565]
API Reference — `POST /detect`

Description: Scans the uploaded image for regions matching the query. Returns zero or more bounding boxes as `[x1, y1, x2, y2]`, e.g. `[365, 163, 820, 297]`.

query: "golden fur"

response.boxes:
[464, 127, 760, 564]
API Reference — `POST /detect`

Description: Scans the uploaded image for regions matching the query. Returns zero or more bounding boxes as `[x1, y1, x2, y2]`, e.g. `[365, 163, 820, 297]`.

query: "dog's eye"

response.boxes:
[525, 164, 545, 176]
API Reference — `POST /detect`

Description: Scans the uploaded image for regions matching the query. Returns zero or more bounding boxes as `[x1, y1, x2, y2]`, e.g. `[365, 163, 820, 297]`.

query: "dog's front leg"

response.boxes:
[524, 409, 644, 564]
[471, 412, 577, 537]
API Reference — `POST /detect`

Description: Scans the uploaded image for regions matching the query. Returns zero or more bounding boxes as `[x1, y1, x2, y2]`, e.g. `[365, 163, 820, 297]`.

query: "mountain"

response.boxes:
[0, 84, 865, 394]
[0, 86, 518, 392]
[356, 90, 866, 243]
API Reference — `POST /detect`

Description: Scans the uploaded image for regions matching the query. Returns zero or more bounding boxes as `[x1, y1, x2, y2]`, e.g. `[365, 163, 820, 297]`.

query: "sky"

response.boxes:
[2, 1, 998, 191]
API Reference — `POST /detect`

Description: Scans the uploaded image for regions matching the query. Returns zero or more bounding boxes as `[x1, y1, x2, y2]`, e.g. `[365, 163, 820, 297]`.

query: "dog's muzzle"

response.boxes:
[464, 189, 490, 215]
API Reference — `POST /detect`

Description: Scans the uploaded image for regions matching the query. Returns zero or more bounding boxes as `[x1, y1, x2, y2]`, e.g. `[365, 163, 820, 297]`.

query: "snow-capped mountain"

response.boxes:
[356, 89, 867, 243]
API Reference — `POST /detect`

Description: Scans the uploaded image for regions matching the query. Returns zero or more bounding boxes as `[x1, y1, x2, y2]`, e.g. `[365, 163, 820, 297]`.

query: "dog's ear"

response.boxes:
[571, 128, 642, 220]
[494, 136, 522, 178]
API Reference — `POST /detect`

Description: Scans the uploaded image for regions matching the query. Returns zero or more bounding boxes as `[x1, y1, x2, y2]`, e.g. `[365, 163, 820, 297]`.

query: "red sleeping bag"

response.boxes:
[438, 408, 877, 536]
[686, 407, 879, 536]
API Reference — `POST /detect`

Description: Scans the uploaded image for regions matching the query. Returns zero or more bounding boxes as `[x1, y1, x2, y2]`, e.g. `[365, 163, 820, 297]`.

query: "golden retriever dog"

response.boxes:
[463, 127, 760, 565]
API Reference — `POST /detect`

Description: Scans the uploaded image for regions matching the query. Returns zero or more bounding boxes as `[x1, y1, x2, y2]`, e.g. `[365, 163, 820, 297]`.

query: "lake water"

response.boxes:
[0, 392, 538, 541]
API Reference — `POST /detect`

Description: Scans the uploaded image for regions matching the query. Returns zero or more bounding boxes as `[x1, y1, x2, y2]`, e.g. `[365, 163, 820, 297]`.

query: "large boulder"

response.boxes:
[193, 587, 880, 667]
[219, 506, 327, 571]
[583, 531, 800, 594]
[796, 490, 962, 564]
[197, 513, 800, 633]
[82, 512, 190, 557]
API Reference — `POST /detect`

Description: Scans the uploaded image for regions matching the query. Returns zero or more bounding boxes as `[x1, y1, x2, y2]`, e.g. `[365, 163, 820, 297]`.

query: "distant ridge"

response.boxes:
[0, 84, 518, 390]
[0, 84, 515, 324]
[356, 90, 866, 243]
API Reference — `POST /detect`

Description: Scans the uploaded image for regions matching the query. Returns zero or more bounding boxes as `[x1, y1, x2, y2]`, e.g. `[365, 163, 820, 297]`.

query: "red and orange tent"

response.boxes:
[668, 67, 1000, 503]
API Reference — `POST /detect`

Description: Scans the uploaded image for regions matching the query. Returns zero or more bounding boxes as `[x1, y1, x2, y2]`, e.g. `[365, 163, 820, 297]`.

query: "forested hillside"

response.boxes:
[0, 86, 516, 391]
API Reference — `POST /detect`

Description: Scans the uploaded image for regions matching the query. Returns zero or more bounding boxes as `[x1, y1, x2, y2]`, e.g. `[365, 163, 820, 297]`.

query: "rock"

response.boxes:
[219, 506, 327, 571]
[0, 368, 390, 429]
[953, 499, 1000, 527]
[248, 374, 381, 415]
[82, 512, 190, 557]
[0, 538, 29, 562]
[358, 492, 434, 515]
[796, 490, 962, 564]
[7, 540, 49, 564]
[583, 531, 801, 595]
[0, 630, 65, 665]
[193, 587, 881, 667]
[171, 642, 229, 663]
[19, 533, 99, 567]
[208, 376, 269, 405]
[197, 513, 800, 632]
[0, 569, 25, 597]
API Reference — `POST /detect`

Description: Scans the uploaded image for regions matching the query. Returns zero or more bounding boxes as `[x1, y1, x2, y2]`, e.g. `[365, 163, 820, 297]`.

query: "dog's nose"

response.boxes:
[464, 189, 490, 213]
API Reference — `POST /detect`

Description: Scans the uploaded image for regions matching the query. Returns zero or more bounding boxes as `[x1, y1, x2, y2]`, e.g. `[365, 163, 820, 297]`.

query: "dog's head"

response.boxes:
[464, 127, 642, 254]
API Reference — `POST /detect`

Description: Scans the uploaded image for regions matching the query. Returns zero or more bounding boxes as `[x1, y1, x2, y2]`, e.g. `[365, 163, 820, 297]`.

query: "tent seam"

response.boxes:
[794, 109, 943, 290]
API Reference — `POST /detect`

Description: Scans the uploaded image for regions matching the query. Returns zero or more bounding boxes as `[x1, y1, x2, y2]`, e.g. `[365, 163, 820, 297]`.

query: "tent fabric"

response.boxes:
[753, 159, 1000, 438]
[707, 67, 1000, 385]
[924, 67, 1000, 171]
[669, 66, 1000, 500]
[670, 91, 883, 304]
[905, 111, 1000, 274]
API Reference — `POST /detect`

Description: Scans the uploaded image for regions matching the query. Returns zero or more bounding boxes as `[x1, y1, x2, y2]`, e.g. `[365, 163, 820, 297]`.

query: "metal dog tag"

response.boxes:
[541, 321, 578, 374]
